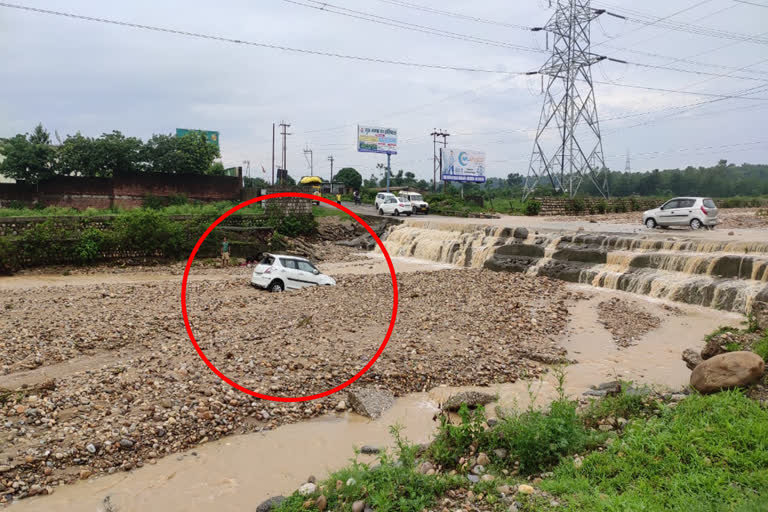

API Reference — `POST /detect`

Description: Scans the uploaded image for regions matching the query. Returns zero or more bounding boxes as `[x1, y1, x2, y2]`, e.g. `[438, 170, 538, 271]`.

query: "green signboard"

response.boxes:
[175, 128, 220, 147]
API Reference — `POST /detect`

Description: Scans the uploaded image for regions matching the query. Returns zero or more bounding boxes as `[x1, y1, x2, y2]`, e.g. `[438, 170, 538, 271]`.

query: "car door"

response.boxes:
[677, 199, 696, 225]
[295, 260, 322, 287]
[657, 199, 680, 226]
[278, 258, 301, 289]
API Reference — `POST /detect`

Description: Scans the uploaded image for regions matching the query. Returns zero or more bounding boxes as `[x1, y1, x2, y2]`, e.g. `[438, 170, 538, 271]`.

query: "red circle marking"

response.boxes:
[180, 192, 399, 402]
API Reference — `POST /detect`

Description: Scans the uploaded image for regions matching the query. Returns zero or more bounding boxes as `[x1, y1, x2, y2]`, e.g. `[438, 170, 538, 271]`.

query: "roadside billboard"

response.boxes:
[440, 148, 486, 183]
[176, 128, 220, 147]
[357, 125, 397, 155]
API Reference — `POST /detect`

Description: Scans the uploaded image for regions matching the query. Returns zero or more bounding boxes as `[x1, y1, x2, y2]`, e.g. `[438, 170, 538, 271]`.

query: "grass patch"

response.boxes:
[541, 391, 768, 511]
[312, 205, 349, 218]
[704, 326, 739, 342]
[581, 382, 660, 428]
[753, 334, 768, 362]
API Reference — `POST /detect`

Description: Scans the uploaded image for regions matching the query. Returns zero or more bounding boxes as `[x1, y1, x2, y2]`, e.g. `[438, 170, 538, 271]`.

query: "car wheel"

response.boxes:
[378, 208, 384, 216]
[394, 210, 400, 216]
[406, 212, 412, 216]
[645, 218, 656, 229]
[268, 280, 284, 293]
[690, 218, 702, 230]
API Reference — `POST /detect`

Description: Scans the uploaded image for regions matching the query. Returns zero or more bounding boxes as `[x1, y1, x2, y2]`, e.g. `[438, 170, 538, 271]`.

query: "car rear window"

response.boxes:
[703, 199, 716, 208]
[260, 255, 275, 265]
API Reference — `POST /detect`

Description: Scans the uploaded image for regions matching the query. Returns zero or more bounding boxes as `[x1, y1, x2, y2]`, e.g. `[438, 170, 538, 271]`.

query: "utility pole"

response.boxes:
[431, 129, 450, 192]
[303, 146, 314, 176]
[271, 123, 275, 186]
[328, 155, 334, 186]
[279, 121, 291, 184]
[523, 1, 624, 200]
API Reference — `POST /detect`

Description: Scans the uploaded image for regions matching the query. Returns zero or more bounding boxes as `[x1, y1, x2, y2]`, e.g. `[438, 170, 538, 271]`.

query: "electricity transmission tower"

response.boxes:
[523, 0, 620, 200]
[625, 149, 631, 172]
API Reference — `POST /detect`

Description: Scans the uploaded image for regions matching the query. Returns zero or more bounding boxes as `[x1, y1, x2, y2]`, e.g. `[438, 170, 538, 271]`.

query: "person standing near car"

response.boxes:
[221, 236, 230, 267]
[336, 192, 342, 204]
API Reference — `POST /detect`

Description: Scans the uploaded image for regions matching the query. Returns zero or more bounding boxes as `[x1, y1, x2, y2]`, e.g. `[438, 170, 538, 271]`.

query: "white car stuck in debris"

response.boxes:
[251, 253, 336, 292]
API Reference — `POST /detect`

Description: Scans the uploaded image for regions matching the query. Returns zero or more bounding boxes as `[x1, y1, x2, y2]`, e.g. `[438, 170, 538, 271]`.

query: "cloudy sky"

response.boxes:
[1, 0, 767, 182]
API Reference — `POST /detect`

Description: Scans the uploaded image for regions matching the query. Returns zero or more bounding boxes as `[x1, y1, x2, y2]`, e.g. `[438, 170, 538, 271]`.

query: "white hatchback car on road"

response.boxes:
[642, 197, 719, 230]
[374, 192, 397, 210]
[251, 253, 336, 292]
[378, 196, 413, 216]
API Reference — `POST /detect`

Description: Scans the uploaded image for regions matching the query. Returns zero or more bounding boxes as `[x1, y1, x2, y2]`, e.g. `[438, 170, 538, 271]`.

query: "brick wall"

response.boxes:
[0, 172, 242, 210]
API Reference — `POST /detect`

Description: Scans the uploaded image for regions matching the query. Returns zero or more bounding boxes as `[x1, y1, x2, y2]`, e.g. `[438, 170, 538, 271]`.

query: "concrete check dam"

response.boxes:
[380, 220, 768, 316]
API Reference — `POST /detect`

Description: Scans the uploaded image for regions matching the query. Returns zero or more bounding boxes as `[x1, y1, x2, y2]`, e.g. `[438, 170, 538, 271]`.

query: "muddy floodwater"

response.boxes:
[12, 275, 740, 511]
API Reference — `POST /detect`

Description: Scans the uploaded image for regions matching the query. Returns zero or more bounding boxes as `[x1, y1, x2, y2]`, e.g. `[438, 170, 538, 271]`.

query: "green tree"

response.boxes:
[335, 167, 363, 190]
[244, 176, 270, 188]
[141, 132, 220, 174]
[207, 162, 226, 176]
[363, 174, 379, 188]
[58, 131, 143, 177]
[0, 124, 57, 183]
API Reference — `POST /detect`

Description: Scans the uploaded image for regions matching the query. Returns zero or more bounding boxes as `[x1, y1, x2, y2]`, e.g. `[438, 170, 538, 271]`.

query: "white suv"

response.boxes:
[251, 253, 336, 292]
[642, 197, 719, 230]
[378, 196, 412, 216]
[374, 192, 397, 210]
[398, 192, 429, 215]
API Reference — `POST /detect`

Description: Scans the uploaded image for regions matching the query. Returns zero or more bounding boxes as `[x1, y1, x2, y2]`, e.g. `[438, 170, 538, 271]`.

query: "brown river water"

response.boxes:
[10, 253, 740, 511]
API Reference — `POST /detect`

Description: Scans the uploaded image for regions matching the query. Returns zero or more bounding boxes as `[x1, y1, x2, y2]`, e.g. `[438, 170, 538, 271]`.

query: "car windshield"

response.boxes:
[703, 199, 716, 208]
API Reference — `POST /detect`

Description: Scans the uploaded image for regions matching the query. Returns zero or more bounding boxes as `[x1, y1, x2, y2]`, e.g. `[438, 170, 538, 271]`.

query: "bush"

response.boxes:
[267, 213, 317, 237]
[572, 198, 586, 214]
[142, 194, 166, 210]
[596, 200, 607, 214]
[613, 201, 627, 213]
[525, 200, 541, 216]
[111, 209, 186, 258]
[428, 404, 487, 469]
[73, 227, 105, 264]
[483, 399, 599, 475]
[0, 236, 19, 274]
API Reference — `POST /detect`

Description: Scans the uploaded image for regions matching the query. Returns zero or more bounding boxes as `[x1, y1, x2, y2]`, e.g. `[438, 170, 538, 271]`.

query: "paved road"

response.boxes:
[333, 202, 767, 243]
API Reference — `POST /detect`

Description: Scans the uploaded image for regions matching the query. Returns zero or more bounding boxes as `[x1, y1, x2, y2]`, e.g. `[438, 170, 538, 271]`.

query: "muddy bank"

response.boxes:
[8, 288, 741, 511]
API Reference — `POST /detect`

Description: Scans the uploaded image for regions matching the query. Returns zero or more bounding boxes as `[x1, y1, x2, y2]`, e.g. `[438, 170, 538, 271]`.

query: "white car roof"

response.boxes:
[265, 253, 311, 263]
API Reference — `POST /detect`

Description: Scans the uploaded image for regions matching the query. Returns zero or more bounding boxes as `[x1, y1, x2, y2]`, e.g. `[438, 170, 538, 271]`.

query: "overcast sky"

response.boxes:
[1, 0, 767, 182]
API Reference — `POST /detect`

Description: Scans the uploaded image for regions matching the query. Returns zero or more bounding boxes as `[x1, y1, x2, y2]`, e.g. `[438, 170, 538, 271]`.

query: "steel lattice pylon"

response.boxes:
[524, 0, 610, 200]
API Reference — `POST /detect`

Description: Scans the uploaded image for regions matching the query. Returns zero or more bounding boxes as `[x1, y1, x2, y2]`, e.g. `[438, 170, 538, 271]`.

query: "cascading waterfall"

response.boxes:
[379, 221, 768, 314]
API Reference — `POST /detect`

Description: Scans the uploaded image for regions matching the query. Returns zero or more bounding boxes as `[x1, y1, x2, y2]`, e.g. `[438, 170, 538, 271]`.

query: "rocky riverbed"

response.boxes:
[0, 265, 573, 503]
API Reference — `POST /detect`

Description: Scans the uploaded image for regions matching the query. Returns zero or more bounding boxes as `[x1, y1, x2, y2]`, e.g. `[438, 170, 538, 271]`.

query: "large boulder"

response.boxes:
[752, 288, 768, 330]
[690, 351, 765, 394]
[682, 348, 703, 371]
[441, 391, 497, 411]
[347, 387, 395, 419]
[256, 496, 286, 512]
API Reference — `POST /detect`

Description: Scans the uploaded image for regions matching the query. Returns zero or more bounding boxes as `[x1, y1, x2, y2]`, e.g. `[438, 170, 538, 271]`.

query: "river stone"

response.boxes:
[347, 388, 394, 419]
[256, 496, 286, 512]
[690, 351, 765, 394]
[298, 482, 317, 496]
[682, 348, 703, 370]
[442, 391, 496, 411]
[513, 227, 529, 240]
[701, 337, 727, 360]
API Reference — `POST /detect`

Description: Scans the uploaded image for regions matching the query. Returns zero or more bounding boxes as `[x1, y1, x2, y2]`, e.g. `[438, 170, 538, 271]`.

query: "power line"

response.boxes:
[280, 0, 543, 53]
[4, 1, 768, 108]
[733, 0, 768, 7]
[370, 0, 530, 30]
[0, 2, 526, 75]
[595, 2, 768, 45]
